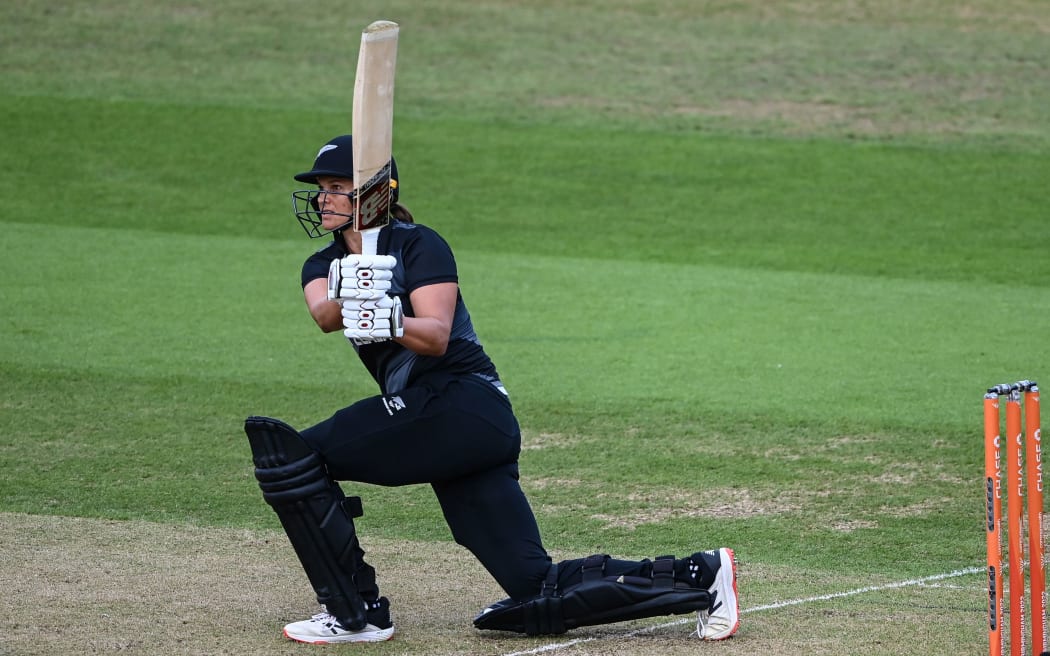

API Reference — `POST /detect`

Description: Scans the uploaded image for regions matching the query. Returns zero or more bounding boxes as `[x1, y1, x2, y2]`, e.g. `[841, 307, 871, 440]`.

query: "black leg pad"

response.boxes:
[245, 415, 367, 631]
[473, 555, 710, 635]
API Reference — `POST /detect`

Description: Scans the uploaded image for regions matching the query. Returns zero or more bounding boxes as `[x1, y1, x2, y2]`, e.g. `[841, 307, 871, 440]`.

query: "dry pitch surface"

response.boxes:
[2, 512, 985, 656]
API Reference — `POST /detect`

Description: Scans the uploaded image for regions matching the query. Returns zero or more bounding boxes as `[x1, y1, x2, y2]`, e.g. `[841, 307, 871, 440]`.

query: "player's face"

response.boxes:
[315, 176, 356, 231]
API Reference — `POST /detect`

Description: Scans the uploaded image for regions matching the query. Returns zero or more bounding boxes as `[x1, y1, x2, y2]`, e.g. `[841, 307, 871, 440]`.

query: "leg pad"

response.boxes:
[246, 416, 368, 630]
[473, 555, 710, 635]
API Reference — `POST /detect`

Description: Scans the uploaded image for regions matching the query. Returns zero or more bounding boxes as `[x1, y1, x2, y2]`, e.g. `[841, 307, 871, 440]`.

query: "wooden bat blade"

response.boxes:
[352, 20, 399, 245]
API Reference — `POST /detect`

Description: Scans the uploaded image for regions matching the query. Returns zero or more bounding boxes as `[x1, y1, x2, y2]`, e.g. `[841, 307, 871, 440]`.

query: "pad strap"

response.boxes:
[581, 554, 606, 582]
[652, 555, 675, 589]
[541, 562, 560, 597]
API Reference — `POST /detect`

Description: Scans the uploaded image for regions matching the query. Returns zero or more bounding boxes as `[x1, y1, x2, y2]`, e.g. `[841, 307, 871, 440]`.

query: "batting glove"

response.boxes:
[327, 254, 397, 301]
[341, 296, 404, 341]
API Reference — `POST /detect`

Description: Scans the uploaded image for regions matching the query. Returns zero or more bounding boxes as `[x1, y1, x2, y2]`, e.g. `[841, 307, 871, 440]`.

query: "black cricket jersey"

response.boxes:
[301, 220, 501, 395]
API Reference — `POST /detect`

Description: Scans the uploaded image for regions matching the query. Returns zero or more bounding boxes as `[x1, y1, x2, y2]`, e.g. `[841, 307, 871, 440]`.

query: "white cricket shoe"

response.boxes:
[283, 598, 394, 644]
[696, 548, 739, 640]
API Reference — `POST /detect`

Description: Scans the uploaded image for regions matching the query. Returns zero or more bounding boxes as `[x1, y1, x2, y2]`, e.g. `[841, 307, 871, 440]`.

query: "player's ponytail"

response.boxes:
[392, 203, 414, 224]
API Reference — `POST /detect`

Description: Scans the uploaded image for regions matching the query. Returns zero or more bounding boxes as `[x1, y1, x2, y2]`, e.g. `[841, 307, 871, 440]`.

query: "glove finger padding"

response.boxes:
[346, 269, 393, 282]
[338, 254, 397, 270]
[341, 297, 404, 340]
[340, 278, 391, 292]
[328, 255, 398, 301]
[340, 307, 395, 321]
[356, 297, 397, 311]
[334, 288, 390, 301]
[349, 319, 396, 331]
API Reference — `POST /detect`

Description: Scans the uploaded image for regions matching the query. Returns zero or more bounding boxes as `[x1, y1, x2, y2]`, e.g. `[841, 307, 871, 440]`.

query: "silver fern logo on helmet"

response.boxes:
[316, 144, 339, 158]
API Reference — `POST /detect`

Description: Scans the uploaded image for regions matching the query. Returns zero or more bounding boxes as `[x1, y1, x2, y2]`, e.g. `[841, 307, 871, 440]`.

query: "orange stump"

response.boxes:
[988, 391, 1005, 656]
[1025, 383, 1046, 656]
[1007, 388, 1026, 656]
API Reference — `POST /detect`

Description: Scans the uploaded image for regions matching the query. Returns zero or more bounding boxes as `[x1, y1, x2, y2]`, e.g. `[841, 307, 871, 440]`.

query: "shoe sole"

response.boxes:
[702, 548, 739, 641]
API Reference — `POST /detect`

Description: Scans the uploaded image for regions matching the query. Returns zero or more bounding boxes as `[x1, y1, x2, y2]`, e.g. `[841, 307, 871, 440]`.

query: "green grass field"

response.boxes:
[2, 1, 1049, 654]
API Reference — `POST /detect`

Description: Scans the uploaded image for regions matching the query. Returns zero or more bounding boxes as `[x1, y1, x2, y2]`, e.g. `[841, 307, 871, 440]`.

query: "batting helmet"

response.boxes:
[291, 135, 399, 238]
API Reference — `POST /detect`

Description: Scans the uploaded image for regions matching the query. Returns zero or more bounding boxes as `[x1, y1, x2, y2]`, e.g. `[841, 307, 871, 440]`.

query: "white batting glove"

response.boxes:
[327, 255, 398, 301]
[341, 296, 404, 341]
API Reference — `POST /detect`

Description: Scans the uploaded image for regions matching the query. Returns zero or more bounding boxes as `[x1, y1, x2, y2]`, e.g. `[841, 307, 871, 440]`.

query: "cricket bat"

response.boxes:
[351, 20, 399, 256]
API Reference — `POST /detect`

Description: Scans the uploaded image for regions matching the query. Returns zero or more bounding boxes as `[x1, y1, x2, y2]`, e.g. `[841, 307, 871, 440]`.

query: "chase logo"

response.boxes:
[381, 395, 406, 415]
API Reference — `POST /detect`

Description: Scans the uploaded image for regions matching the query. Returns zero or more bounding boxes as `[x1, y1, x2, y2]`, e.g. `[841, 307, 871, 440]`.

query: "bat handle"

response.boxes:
[361, 229, 379, 256]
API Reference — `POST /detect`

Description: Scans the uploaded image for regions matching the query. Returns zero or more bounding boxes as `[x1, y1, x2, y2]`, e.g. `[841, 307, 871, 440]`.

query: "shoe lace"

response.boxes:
[694, 610, 707, 638]
[310, 611, 338, 624]
[693, 592, 722, 638]
[311, 602, 384, 630]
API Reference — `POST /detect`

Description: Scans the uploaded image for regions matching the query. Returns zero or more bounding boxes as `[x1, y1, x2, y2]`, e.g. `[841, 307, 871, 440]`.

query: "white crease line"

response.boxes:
[918, 583, 984, 590]
[743, 566, 982, 613]
[500, 566, 983, 656]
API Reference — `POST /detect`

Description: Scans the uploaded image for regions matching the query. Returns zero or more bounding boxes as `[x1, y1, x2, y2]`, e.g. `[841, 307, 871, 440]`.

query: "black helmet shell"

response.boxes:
[294, 134, 399, 202]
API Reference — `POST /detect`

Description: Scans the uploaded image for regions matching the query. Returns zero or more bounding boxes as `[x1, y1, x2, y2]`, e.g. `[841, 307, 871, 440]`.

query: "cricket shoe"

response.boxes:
[283, 597, 394, 644]
[695, 548, 739, 640]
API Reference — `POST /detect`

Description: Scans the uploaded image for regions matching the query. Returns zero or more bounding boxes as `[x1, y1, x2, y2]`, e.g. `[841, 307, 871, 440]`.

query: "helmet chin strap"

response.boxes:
[328, 218, 354, 234]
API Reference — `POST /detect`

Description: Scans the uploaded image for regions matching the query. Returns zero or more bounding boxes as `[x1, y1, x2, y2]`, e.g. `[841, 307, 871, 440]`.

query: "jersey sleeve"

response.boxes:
[400, 226, 459, 292]
[301, 242, 341, 288]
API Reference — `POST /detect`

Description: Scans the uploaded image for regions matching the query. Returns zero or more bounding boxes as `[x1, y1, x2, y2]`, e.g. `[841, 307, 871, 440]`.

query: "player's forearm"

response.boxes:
[309, 297, 344, 333]
[396, 316, 449, 356]
[304, 278, 343, 332]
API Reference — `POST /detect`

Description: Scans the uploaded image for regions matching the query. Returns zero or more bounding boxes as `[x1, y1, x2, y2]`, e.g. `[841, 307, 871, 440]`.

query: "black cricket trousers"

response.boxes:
[300, 371, 552, 600]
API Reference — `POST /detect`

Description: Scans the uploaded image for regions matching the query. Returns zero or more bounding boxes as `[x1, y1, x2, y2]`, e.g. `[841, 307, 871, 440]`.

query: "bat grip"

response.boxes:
[361, 229, 379, 256]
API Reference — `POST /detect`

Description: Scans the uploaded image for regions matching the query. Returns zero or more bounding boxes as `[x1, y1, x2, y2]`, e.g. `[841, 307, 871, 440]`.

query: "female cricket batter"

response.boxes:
[244, 135, 739, 644]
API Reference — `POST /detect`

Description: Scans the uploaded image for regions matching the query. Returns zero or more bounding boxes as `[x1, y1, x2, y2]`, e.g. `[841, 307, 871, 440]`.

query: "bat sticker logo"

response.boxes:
[355, 161, 393, 231]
